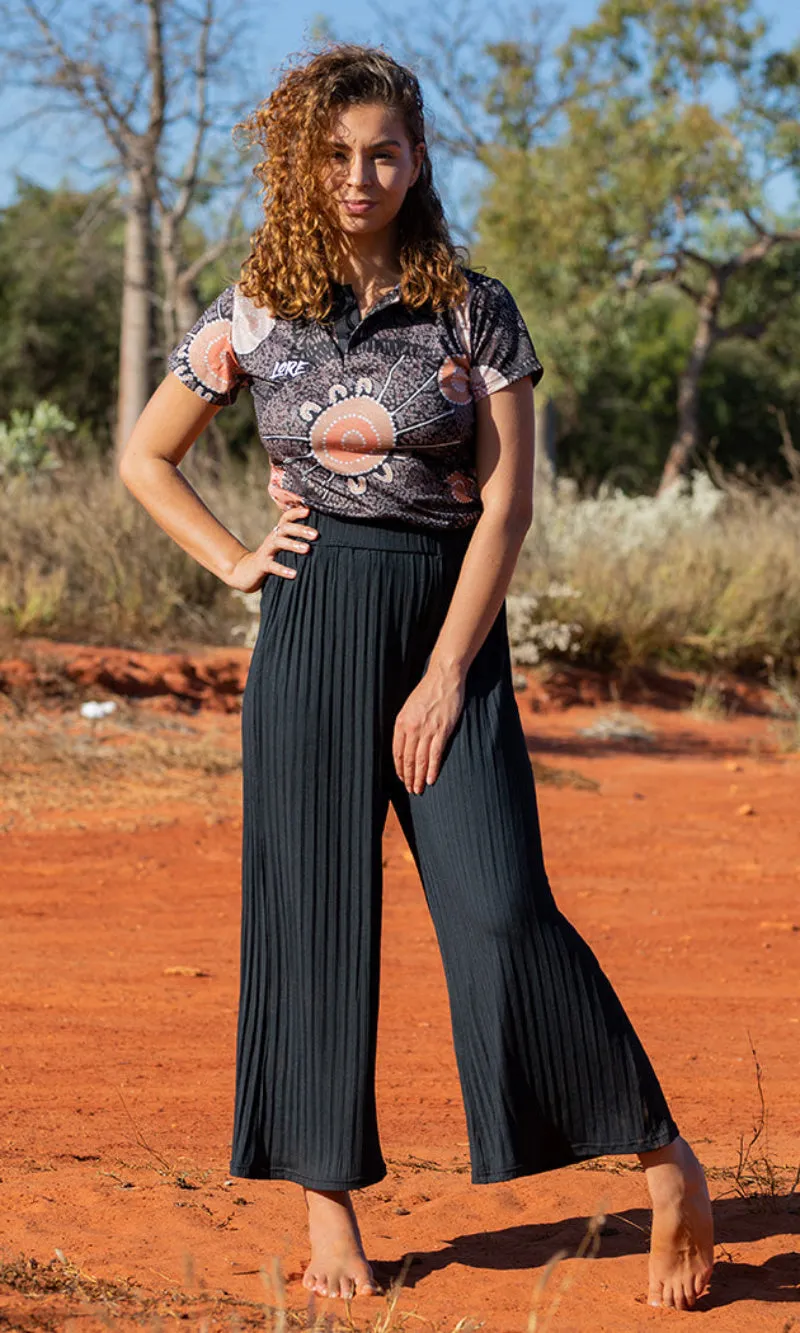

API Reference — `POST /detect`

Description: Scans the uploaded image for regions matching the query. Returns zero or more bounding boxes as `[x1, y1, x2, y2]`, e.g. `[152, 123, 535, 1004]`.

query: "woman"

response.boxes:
[119, 42, 714, 1313]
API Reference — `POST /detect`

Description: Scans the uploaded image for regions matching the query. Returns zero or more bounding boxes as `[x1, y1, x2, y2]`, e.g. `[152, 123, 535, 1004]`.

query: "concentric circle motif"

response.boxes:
[446, 470, 479, 504]
[437, 356, 471, 405]
[187, 318, 239, 396]
[309, 396, 395, 475]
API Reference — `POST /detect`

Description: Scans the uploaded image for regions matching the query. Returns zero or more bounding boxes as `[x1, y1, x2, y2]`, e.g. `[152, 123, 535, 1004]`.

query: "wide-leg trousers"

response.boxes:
[229, 506, 680, 1189]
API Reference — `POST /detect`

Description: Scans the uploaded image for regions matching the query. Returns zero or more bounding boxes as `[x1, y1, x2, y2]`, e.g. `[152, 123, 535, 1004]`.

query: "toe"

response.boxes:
[647, 1275, 663, 1307]
[695, 1267, 711, 1299]
[661, 1280, 677, 1309]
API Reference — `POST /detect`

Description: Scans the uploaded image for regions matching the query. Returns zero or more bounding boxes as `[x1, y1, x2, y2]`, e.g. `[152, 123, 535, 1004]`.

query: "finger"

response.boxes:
[275, 533, 311, 552]
[403, 731, 419, 790]
[425, 735, 444, 786]
[265, 557, 297, 579]
[411, 735, 431, 794]
[282, 521, 318, 540]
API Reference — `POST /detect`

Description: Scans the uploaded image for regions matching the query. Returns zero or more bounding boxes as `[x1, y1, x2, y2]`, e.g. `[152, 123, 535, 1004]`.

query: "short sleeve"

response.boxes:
[167, 284, 251, 406]
[467, 276, 544, 400]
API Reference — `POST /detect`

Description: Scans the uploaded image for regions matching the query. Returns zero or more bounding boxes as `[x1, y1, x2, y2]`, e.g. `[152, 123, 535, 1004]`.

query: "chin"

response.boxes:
[339, 214, 388, 234]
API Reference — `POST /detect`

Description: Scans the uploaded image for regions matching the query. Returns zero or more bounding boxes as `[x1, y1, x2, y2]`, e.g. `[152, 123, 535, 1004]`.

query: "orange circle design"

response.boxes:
[188, 318, 239, 395]
[438, 356, 471, 405]
[310, 397, 395, 475]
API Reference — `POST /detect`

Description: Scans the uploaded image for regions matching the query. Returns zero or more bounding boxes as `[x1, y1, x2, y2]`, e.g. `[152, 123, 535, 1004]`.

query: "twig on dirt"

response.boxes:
[114, 1086, 207, 1190]
[115, 1085, 174, 1176]
[526, 1209, 606, 1333]
[374, 1252, 415, 1333]
[709, 1034, 800, 1205]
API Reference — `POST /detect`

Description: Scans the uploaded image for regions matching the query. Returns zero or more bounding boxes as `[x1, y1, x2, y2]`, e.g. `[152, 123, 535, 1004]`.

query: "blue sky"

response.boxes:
[1, 0, 797, 233]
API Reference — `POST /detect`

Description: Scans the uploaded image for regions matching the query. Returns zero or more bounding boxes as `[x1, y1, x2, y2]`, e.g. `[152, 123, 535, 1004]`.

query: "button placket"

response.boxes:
[343, 286, 403, 359]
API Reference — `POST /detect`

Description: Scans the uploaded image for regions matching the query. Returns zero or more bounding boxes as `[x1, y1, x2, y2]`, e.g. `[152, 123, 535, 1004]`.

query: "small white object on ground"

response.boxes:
[80, 700, 118, 720]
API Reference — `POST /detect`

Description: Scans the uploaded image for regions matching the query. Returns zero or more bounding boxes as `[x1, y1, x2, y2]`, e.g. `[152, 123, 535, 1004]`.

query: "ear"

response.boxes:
[410, 141, 426, 188]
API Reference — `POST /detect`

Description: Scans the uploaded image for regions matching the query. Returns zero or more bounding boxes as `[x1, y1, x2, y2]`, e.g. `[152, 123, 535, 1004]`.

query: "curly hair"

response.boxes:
[233, 42, 470, 320]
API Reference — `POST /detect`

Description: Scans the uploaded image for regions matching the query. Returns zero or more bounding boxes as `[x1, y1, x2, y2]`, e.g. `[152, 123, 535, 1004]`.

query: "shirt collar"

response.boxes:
[332, 280, 403, 321]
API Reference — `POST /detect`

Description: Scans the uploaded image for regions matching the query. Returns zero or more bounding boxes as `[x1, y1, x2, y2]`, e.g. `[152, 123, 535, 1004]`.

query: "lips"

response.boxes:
[343, 199, 376, 213]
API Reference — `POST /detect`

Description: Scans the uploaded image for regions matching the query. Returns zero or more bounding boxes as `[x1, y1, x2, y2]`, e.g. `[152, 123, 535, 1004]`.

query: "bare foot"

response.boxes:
[301, 1186, 381, 1299]
[639, 1135, 714, 1310]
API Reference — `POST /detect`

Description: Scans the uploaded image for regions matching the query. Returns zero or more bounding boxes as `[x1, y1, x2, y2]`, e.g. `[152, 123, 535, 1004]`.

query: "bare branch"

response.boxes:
[180, 174, 251, 284]
[22, 0, 134, 160]
[164, 0, 214, 226]
[145, 0, 166, 154]
[677, 246, 717, 272]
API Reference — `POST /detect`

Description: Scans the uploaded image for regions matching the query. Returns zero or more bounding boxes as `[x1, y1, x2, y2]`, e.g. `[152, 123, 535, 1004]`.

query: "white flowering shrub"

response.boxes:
[230, 588, 262, 648]
[516, 468, 800, 673]
[506, 587, 583, 665]
[542, 469, 724, 556]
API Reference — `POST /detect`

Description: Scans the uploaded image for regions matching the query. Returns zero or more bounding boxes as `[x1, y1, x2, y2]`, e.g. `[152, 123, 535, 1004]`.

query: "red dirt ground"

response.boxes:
[1, 642, 798, 1332]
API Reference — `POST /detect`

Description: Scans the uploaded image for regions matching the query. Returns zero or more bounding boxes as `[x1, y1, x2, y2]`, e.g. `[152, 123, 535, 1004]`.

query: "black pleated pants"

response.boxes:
[229, 506, 680, 1189]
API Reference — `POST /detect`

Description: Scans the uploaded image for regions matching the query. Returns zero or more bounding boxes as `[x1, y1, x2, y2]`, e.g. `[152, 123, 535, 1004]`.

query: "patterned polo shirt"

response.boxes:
[167, 266, 543, 531]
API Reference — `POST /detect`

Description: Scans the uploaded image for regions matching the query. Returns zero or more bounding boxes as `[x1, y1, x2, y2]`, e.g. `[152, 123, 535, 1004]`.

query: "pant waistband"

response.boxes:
[302, 506, 476, 556]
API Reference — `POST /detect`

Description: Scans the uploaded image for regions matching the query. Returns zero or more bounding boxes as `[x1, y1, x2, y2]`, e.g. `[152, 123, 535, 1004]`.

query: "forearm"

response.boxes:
[427, 503, 531, 682]
[120, 454, 250, 585]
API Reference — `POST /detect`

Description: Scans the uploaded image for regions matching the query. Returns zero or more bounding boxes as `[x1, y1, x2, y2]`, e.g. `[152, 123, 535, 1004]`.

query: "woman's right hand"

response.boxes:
[226, 504, 319, 592]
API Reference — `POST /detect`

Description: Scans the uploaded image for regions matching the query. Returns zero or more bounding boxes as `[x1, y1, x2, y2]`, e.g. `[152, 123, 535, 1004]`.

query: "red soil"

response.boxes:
[1, 643, 798, 1331]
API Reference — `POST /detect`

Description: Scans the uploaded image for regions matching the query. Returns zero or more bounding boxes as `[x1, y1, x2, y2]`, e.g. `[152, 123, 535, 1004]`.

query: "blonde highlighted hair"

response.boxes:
[233, 42, 470, 320]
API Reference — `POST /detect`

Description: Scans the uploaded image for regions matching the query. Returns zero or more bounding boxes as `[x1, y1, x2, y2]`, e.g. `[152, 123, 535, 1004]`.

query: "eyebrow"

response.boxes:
[328, 138, 403, 150]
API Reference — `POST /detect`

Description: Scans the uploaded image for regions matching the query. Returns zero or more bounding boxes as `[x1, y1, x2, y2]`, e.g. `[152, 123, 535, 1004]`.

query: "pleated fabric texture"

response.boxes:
[230, 506, 680, 1189]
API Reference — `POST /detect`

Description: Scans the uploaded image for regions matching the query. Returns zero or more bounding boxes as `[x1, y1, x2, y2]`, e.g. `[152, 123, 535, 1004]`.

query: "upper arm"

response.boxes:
[118, 282, 251, 477]
[119, 371, 223, 476]
[467, 275, 543, 522]
[474, 377, 536, 523]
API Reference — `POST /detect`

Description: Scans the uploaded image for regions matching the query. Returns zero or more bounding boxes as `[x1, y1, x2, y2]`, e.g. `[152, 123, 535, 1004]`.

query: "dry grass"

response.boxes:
[0, 1221, 612, 1333]
[3, 459, 800, 682]
[0, 703, 241, 826]
[525, 1211, 607, 1333]
[515, 472, 800, 677]
[767, 672, 800, 751]
[530, 758, 600, 792]
[0, 449, 274, 652]
[704, 1036, 800, 1210]
[0, 1247, 469, 1331]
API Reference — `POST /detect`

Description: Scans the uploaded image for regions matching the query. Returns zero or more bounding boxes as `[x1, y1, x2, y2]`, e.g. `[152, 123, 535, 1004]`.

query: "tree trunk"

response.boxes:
[115, 171, 156, 463]
[534, 392, 558, 502]
[159, 212, 202, 353]
[657, 276, 722, 495]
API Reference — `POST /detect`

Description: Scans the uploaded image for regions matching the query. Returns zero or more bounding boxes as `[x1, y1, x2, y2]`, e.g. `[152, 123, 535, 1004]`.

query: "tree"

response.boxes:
[0, 0, 255, 460]
[0, 180, 123, 440]
[370, 0, 596, 493]
[475, 0, 800, 491]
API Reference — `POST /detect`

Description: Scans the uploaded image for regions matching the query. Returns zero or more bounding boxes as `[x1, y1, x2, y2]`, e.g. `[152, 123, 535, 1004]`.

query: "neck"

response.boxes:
[331, 224, 403, 298]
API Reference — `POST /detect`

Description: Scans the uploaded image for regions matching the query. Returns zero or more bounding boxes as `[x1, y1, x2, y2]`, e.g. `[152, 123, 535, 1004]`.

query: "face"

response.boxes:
[320, 100, 425, 238]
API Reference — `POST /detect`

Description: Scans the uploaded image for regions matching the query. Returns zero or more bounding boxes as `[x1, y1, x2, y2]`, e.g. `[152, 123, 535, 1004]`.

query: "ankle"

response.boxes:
[303, 1185, 354, 1213]
[638, 1135, 690, 1172]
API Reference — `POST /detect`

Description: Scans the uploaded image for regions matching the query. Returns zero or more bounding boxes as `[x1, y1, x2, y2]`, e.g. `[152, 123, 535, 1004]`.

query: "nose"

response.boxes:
[347, 150, 375, 189]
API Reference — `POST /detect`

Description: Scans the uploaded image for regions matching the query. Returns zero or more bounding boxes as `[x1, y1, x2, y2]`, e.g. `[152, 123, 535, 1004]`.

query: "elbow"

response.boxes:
[117, 452, 137, 494]
[482, 497, 532, 536]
